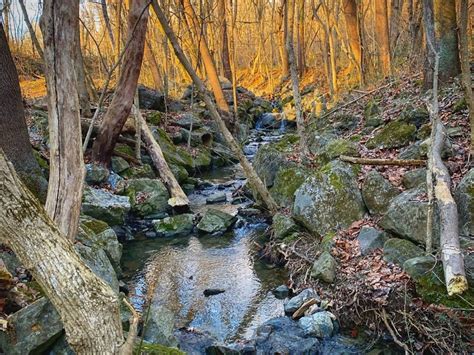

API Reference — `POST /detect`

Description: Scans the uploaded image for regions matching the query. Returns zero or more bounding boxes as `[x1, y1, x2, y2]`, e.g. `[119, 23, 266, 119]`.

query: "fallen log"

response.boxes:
[137, 108, 189, 208]
[339, 155, 426, 166]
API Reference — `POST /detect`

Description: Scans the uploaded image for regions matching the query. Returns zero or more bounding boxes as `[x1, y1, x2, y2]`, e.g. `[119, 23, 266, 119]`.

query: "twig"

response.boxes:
[381, 309, 410, 354]
[119, 298, 140, 355]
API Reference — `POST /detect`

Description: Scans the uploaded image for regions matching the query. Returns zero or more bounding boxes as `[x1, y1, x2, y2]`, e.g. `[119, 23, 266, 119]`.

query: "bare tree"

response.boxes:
[342, 0, 363, 84]
[217, 0, 232, 81]
[75, 23, 92, 117]
[101, 0, 116, 49]
[18, 0, 44, 58]
[374, 0, 391, 77]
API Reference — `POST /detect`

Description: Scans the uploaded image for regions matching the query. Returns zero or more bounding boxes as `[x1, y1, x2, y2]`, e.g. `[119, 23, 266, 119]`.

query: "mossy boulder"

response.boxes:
[358, 226, 389, 255]
[169, 164, 189, 184]
[111, 156, 130, 174]
[121, 163, 155, 179]
[273, 213, 299, 239]
[137, 343, 185, 355]
[311, 251, 337, 283]
[197, 209, 236, 234]
[82, 187, 131, 226]
[361, 170, 399, 215]
[402, 168, 427, 189]
[383, 238, 423, 266]
[379, 188, 429, 245]
[318, 138, 360, 164]
[403, 256, 436, 280]
[366, 120, 416, 149]
[211, 143, 237, 167]
[124, 178, 170, 218]
[293, 161, 366, 236]
[193, 148, 212, 171]
[114, 143, 135, 160]
[364, 100, 380, 119]
[85, 163, 109, 185]
[153, 214, 194, 237]
[152, 127, 194, 172]
[270, 166, 308, 207]
[400, 105, 430, 128]
[454, 168, 474, 237]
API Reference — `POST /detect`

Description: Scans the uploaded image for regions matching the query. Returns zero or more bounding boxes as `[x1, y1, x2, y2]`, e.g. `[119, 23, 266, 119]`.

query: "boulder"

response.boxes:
[402, 168, 427, 189]
[454, 168, 474, 237]
[298, 311, 334, 338]
[364, 100, 383, 128]
[82, 187, 131, 226]
[293, 161, 366, 236]
[358, 227, 389, 255]
[379, 188, 428, 244]
[169, 164, 189, 184]
[366, 120, 416, 149]
[181, 128, 213, 147]
[197, 209, 236, 234]
[270, 166, 308, 207]
[284, 288, 319, 316]
[403, 256, 436, 281]
[143, 305, 178, 347]
[153, 214, 194, 237]
[138, 85, 165, 111]
[85, 163, 109, 185]
[361, 170, 399, 215]
[317, 138, 360, 164]
[400, 105, 430, 128]
[111, 156, 130, 174]
[152, 128, 194, 172]
[124, 178, 170, 218]
[175, 113, 203, 129]
[206, 192, 227, 204]
[211, 143, 237, 167]
[272, 213, 299, 240]
[272, 285, 290, 299]
[383, 238, 424, 266]
[121, 164, 155, 179]
[311, 251, 337, 283]
[0, 297, 62, 355]
[193, 148, 212, 171]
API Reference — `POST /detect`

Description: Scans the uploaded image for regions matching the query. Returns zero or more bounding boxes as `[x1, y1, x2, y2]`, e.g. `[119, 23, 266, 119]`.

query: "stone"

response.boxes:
[138, 84, 165, 111]
[0, 297, 62, 355]
[383, 238, 424, 266]
[107, 172, 125, 192]
[193, 148, 212, 171]
[311, 251, 337, 283]
[124, 178, 170, 218]
[298, 311, 334, 338]
[402, 168, 427, 189]
[400, 106, 430, 128]
[272, 285, 289, 299]
[111, 156, 130, 174]
[121, 164, 155, 179]
[272, 213, 299, 240]
[181, 128, 213, 147]
[175, 113, 203, 129]
[82, 187, 131, 226]
[169, 164, 189, 184]
[361, 171, 399, 215]
[284, 288, 319, 316]
[152, 128, 194, 172]
[366, 120, 416, 149]
[47, 334, 74, 355]
[270, 166, 308, 207]
[254, 317, 319, 354]
[293, 161, 366, 236]
[153, 214, 194, 238]
[403, 256, 436, 281]
[197, 209, 236, 234]
[0, 251, 20, 275]
[398, 141, 424, 160]
[143, 304, 178, 347]
[85, 163, 109, 185]
[364, 100, 380, 119]
[206, 192, 227, 204]
[454, 168, 474, 237]
[211, 143, 237, 167]
[379, 188, 428, 244]
[318, 138, 360, 164]
[358, 227, 389, 255]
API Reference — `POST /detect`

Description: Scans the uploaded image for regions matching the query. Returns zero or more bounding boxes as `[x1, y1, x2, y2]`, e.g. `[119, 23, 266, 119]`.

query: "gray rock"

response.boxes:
[85, 163, 109, 185]
[111, 156, 130, 174]
[272, 285, 290, 299]
[284, 288, 319, 316]
[311, 251, 337, 283]
[293, 161, 366, 236]
[358, 227, 389, 255]
[362, 171, 399, 215]
[379, 188, 428, 244]
[0, 297, 62, 355]
[107, 172, 125, 191]
[175, 113, 203, 129]
[197, 209, 236, 234]
[270, 166, 309, 207]
[153, 214, 194, 237]
[454, 168, 474, 237]
[0, 250, 21, 275]
[272, 213, 299, 240]
[143, 304, 178, 347]
[181, 128, 213, 147]
[366, 120, 416, 149]
[383, 238, 424, 266]
[206, 192, 227, 204]
[124, 178, 170, 218]
[138, 84, 165, 111]
[298, 311, 334, 338]
[82, 187, 131, 226]
[402, 168, 427, 189]
[403, 256, 436, 281]
[47, 334, 74, 355]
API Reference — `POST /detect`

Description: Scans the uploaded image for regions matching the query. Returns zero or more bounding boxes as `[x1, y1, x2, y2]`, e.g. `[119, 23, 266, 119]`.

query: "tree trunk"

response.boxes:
[0, 25, 48, 202]
[433, 0, 460, 83]
[18, 0, 44, 58]
[75, 24, 92, 118]
[181, 0, 230, 114]
[458, 0, 474, 155]
[422, 0, 435, 89]
[2, 0, 9, 43]
[217, 0, 232, 81]
[101, 0, 116, 49]
[92, 0, 149, 167]
[0, 150, 126, 353]
[374, 0, 391, 77]
[41, 0, 85, 241]
[145, 39, 163, 91]
[296, 0, 305, 76]
[342, 0, 363, 84]
[279, 0, 290, 79]
[151, 0, 278, 213]
[137, 110, 189, 208]
[389, 0, 402, 54]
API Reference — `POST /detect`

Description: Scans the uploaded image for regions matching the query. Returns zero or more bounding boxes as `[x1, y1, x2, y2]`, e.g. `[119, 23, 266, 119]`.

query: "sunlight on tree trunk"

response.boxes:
[374, 0, 391, 77]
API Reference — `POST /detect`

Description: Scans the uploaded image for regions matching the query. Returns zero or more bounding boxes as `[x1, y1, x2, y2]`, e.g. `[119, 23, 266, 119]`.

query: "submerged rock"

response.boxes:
[82, 187, 131, 226]
[124, 178, 170, 218]
[361, 170, 399, 215]
[197, 209, 236, 234]
[272, 285, 290, 299]
[153, 214, 194, 238]
[298, 311, 334, 338]
[311, 251, 337, 283]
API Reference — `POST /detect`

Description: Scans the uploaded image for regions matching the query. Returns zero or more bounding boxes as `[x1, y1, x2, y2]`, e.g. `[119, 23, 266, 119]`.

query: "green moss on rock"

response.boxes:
[270, 167, 308, 207]
[366, 120, 416, 149]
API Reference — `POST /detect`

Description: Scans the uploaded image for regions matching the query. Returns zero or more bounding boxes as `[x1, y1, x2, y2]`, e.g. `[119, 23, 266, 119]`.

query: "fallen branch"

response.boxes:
[119, 298, 140, 355]
[381, 309, 410, 354]
[340, 155, 426, 166]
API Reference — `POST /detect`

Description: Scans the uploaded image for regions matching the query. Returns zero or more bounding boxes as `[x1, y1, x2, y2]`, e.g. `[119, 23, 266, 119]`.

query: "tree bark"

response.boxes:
[18, 0, 44, 58]
[0, 24, 48, 202]
[151, 0, 278, 213]
[92, 0, 149, 167]
[0, 150, 125, 353]
[217, 0, 232, 81]
[422, 0, 435, 89]
[374, 0, 391, 77]
[278, 0, 290, 79]
[296, 0, 305, 77]
[145, 39, 163, 91]
[389, 0, 402, 54]
[101, 0, 116, 49]
[342, 0, 363, 84]
[75, 23, 92, 118]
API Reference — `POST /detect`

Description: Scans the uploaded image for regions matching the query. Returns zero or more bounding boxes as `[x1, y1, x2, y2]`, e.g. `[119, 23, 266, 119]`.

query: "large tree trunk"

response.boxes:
[422, 0, 436, 89]
[92, 0, 149, 167]
[278, 0, 290, 79]
[0, 150, 126, 353]
[342, 0, 363, 84]
[374, 0, 391, 77]
[458, 0, 474, 155]
[151, 0, 278, 213]
[75, 24, 92, 118]
[217, 0, 232, 81]
[18, 0, 44, 58]
[389, 0, 402, 54]
[433, 0, 460, 83]
[181, 0, 230, 114]
[0, 25, 48, 202]
[145, 39, 163, 91]
[41, 0, 85, 241]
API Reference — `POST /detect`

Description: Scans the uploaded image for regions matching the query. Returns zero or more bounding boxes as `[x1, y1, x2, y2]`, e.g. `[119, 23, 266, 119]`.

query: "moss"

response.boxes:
[33, 150, 49, 171]
[115, 144, 135, 158]
[319, 163, 344, 191]
[122, 164, 155, 179]
[364, 100, 380, 119]
[273, 134, 300, 152]
[453, 96, 467, 113]
[153, 128, 194, 171]
[270, 167, 308, 207]
[320, 231, 337, 251]
[282, 232, 301, 244]
[319, 139, 359, 164]
[136, 343, 185, 355]
[148, 112, 162, 125]
[366, 120, 416, 149]
[81, 216, 109, 234]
